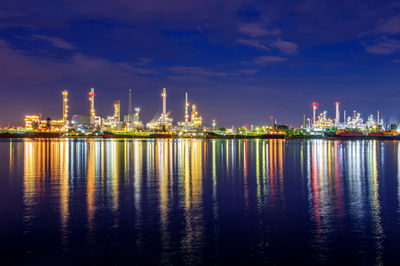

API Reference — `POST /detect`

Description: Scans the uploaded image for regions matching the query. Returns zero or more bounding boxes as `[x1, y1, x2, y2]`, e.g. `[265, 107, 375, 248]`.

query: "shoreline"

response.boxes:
[1, 132, 400, 141]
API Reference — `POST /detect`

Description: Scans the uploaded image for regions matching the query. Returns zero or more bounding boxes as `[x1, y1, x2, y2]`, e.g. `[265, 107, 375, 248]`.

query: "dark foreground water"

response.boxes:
[1, 139, 400, 265]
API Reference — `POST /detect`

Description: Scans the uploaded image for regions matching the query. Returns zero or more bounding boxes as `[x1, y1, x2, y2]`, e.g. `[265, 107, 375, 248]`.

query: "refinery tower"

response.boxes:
[124, 89, 142, 127]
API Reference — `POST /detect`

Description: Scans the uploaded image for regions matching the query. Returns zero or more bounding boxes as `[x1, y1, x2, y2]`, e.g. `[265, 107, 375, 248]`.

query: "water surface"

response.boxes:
[1, 139, 400, 264]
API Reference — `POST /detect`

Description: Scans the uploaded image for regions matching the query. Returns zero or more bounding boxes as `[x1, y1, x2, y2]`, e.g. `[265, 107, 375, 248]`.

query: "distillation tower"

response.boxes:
[114, 100, 120, 122]
[335, 102, 340, 126]
[62, 90, 69, 126]
[312, 102, 318, 126]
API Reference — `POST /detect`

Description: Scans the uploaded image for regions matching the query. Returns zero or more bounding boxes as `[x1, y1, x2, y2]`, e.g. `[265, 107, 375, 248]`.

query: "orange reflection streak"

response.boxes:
[262, 140, 268, 206]
[269, 139, 275, 207]
[9, 141, 14, 175]
[278, 139, 284, 206]
[87, 140, 96, 233]
[21, 141, 35, 225]
[203, 141, 207, 171]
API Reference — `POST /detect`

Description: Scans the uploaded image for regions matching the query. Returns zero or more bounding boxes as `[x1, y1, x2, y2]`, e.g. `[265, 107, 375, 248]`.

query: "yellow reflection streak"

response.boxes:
[87, 140, 96, 233]
[159, 140, 171, 262]
[256, 140, 261, 210]
[112, 140, 120, 212]
[59, 140, 70, 244]
[369, 141, 383, 263]
[181, 139, 204, 264]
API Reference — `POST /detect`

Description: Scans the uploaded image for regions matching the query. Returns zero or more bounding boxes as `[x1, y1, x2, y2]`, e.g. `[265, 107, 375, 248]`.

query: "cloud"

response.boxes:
[377, 16, 400, 35]
[238, 23, 280, 37]
[32, 34, 76, 50]
[365, 38, 400, 55]
[168, 66, 228, 77]
[236, 39, 270, 51]
[0, 39, 158, 85]
[272, 39, 298, 55]
[253, 56, 288, 65]
[236, 69, 259, 75]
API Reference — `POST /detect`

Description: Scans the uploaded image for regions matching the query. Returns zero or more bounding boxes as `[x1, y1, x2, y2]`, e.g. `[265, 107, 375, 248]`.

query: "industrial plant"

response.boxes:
[306, 101, 382, 131]
[21, 87, 205, 136]
[2, 87, 399, 140]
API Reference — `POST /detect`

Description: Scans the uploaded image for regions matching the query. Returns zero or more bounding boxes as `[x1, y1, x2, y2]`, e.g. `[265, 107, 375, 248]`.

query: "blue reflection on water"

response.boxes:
[1, 139, 400, 264]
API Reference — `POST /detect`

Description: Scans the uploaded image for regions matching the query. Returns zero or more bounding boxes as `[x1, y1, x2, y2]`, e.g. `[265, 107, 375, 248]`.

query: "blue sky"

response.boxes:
[1, 0, 400, 127]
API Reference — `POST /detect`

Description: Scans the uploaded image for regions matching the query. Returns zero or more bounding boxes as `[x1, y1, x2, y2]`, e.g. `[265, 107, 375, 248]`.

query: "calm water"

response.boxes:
[1, 138, 400, 265]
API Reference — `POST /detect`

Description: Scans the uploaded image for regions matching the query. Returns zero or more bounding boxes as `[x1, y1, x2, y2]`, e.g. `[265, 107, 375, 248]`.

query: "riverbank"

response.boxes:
[2, 131, 400, 140]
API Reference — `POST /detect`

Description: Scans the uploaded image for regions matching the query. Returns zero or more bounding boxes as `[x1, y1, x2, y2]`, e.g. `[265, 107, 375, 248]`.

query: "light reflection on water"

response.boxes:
[1, 139, 400, 264]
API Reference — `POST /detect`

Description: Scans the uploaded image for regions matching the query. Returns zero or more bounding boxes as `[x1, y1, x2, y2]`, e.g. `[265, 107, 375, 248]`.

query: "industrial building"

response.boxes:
[177, 92, 203, 132]
[124, 89, 143, 128]
[309, 101, 382, 131]
[147, 88, 173, 130]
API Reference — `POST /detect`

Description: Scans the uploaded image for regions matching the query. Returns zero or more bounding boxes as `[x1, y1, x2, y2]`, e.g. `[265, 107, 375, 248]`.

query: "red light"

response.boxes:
[270, 115, 274, 120]
[312, 102, 318, 107]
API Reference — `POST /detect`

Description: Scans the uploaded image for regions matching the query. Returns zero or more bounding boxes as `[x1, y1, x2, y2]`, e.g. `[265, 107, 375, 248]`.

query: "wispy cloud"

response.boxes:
[253, 56, 288, 65]
[32, 34, 75, 50]
[169, 66, 228, 77]
[236, 39, 270, 51]
[0, 39, 158, 84]
[238, 23, 280, 37]
[236, 69, 259, 75]
[272, 39, 298, 55]
[377, 16, 400, 35]
[365, 38, 400, 55]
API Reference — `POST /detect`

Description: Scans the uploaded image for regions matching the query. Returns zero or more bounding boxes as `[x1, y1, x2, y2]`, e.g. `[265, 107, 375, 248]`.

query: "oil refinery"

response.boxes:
[2, 87, 400, 140]
[19, 87, 206, 137]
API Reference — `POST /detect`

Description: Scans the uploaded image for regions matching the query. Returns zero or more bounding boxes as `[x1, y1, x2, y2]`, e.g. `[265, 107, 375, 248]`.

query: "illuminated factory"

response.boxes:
[71, 88, 101, 133]
[24, 90, 70, 132]
[21, 85, 395, 136]
[308, 101, 383, 131]
[24, 86, 204, 134]
[177, 92, 203, 131]
[124, 89, 143, 128]
[147, 88, 173, 130]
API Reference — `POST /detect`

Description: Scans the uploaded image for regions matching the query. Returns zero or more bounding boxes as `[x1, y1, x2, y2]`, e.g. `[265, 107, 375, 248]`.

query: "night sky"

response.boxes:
[1, 0, 400, 127]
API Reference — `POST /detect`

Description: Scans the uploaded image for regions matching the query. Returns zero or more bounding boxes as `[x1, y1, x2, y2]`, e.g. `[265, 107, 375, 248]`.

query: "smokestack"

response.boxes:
[312, 102, 318, 126]
[128, 89, 133, 115]
[377, 110, 380, 124]
[89, 88, 95, 117]
[162, 88, 167, 115]
[335, 102, 340, 125]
